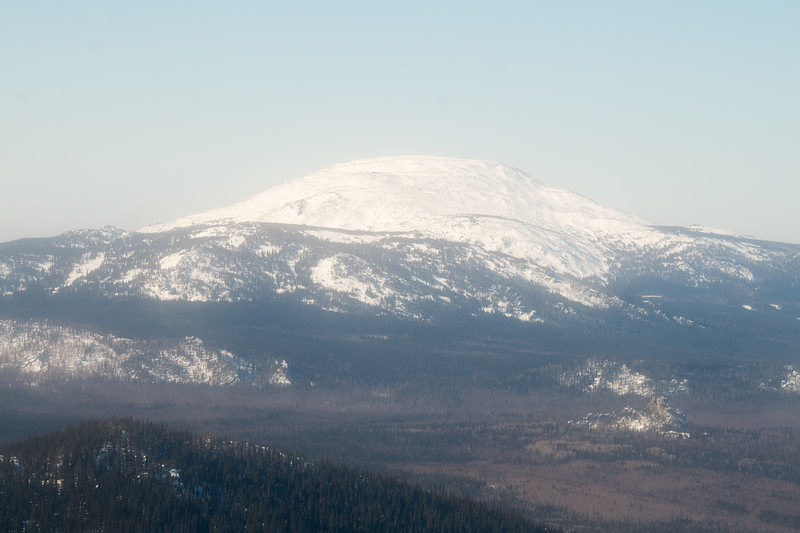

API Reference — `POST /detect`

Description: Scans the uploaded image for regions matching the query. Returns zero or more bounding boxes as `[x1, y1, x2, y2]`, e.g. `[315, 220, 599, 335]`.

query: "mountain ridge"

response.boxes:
[1, 156, 798, 335]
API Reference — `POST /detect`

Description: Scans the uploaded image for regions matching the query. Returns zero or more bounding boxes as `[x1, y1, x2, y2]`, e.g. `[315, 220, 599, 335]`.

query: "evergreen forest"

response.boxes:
[0, 418, 552, 532]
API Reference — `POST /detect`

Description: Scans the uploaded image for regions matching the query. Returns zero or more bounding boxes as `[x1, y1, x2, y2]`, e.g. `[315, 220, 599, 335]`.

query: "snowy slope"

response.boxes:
[140, 156, 658, 279]
[140, 156, 649, 233]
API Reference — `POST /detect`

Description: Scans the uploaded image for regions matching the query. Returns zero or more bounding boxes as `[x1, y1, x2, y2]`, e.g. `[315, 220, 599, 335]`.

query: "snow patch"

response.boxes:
[781, 366, 800, 393]
[122, 268, 145, 283]
[310, 254, 395, 307]
[63, 253, 105, 287]
[190, 226, 230, 239]
[227, 235, 246, 248]
[160, 252, 186, 270]
[269, 359, 292, 386]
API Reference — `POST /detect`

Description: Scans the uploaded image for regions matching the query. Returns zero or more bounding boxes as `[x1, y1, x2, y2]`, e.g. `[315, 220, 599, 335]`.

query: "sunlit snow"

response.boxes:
[140, 156, 658, 280]
[781, 366, 800, 393]
[310, 255, 393, 307]
[269, 359, 292, 386]
[63, 253, 105, 287]
[131, 156, 785, 318]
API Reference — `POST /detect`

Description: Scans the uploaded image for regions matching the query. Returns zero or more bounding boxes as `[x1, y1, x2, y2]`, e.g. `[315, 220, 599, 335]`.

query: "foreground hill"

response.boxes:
[0, 418, 550, 532]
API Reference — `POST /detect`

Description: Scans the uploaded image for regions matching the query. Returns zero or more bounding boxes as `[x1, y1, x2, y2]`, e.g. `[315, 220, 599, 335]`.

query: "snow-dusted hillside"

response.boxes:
[0, 319, 264, 386]
[559, 359, 689, 397]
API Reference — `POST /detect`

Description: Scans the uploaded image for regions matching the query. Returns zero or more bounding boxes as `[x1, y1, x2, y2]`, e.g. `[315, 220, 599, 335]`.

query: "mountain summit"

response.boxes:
[141, 156, 649, 235]
[140, 156, 655, 279]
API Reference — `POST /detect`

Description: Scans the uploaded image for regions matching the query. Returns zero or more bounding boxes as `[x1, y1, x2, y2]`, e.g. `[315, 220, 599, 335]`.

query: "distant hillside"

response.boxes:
[0, 418, 552, 532]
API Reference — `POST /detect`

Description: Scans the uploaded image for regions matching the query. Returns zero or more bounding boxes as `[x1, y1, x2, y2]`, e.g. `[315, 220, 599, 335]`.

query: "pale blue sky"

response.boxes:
[2, 2, 798, 243]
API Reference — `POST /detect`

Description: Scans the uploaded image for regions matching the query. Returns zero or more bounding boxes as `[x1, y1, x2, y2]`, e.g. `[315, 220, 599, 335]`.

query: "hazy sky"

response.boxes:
[2, 2, 798, 244]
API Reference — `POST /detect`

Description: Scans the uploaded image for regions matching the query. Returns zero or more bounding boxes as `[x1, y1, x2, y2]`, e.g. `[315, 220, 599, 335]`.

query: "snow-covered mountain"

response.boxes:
[1, 156, 799, 329]
[140, 156, 653, 280]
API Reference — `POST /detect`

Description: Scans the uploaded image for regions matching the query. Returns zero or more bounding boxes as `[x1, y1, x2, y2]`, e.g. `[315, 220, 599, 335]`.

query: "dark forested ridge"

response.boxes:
[0, 418, 553, 532]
